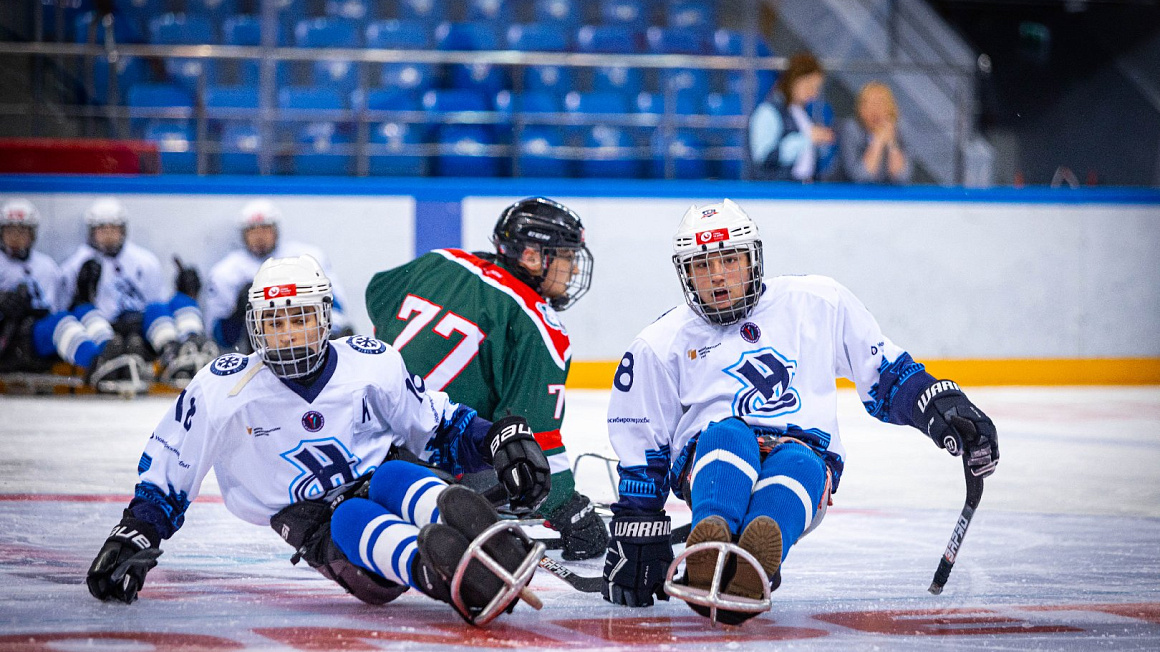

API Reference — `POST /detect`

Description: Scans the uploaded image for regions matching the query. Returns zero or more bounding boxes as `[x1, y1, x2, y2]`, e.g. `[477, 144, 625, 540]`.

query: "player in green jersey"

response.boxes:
[365, 197, 609, 560]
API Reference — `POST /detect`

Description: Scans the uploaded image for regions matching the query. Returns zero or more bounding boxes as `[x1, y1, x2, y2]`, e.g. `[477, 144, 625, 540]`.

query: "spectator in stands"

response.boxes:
[60, 197, 217, 385]
[840, 81, 913, 184]
[749, 52, 835, 182]
[0, 198, 124, 385]
[204, 198, 354, 352]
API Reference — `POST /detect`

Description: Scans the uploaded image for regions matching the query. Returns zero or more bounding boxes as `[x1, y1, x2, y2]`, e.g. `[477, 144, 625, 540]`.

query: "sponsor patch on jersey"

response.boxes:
[687, 343, 721, 360]
[695, 228, 730, 245]
[264, 283, 297, 299]
[740, 322, 761, 343]
[301, 410, 325, 433]
[210, 353, 249, 376]
[347, 335, 387, 354]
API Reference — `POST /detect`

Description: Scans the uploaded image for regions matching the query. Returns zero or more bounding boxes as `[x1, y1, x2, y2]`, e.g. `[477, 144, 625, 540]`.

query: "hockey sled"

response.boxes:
[665, 540, 773, 625]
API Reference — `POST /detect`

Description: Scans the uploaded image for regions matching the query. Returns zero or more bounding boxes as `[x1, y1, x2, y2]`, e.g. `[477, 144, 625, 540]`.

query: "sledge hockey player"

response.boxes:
[366, 197, 610, 561]
[601, 199, 999, 624]
[87, 255, 551, 626]
[203, 198, 354, 352]
[60, 197, 217, 386]
[0, 198, 120, 384]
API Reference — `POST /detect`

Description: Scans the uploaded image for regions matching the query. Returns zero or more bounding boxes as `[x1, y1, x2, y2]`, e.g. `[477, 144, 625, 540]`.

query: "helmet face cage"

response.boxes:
[492, 197, 593, 311]
[246, 301, 332, 379]
[674, 241, 764, 325]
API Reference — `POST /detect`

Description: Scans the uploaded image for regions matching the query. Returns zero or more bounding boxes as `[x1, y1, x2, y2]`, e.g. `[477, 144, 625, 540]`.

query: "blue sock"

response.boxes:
[331, 497, 420, 587]
[689, 419, 760, 533]
[744, 443, 827, 561]
[369, 460, 448, 527]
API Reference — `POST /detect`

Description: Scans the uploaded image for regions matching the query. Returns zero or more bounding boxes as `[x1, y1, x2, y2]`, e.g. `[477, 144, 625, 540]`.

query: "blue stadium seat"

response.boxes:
[114, 0, 167, 40]
[422, 89, 489, 112]
[506, 23, 570, 51]
[534, 0, 580, 26]
[634, 91, 701, 116]
[517, 125, 569, 177]
[295, 17, 360, 47]
[646, 27, 709, 55]
[576, 25, 642, 54]
[87, 56, 149, 105]
[219, 123, 262, 175]
[325, 0, 370, 21]
[363, 89, 426, 176]
[651, 128, 707, 180]
[313, 60, 361, 99]
[423, 90, 501, 177]
[274, 0, 306, 45]
[380, 62, 436, 93]
[165, 57, 218, 94]
[278, 87, 350, 176]
[593, 66, 644, 95]
[223, 15, 261, 45]
[437, 23, 507, 93]
[523, 65, 574, 94]
[126, 83, 194, 133]
[399, 0, 447, 24]
[705, 93, 744, 179]
[143, 121, 198, 174]
[667, 1, 716, 29]
[564, 91, 639, 178]
[715, 29, 776, 101]
[468, 0, 512, 22]
[600, 0, 648, 28]
[664, 68, 710, 97]
[365, 20, 431, 49]
[149, 13, 214, 45]
[494, 90, 559, 143]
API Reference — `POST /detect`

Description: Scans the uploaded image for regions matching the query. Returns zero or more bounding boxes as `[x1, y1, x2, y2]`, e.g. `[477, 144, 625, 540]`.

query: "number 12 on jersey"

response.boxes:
[391, 294, 486, 391]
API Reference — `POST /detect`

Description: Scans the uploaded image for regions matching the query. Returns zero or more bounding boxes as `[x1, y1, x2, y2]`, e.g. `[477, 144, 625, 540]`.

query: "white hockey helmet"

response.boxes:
[1, 198, 40, 260]
[246, 254, 333, 379]
[85, 197, 128, 256]
[672, 199, 764, 325]
[239, 198, 282, 231]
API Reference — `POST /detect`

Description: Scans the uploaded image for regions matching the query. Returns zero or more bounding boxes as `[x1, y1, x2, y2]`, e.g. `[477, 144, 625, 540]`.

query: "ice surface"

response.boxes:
[1, 387, 1158, 650]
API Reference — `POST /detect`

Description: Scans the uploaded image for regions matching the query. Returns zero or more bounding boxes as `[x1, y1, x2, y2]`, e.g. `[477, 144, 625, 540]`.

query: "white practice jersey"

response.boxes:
[0, 250, 66, 313]
[60, 242, 166, 319]
[204, 242, 351, 331]
[137, 336, 457, 526]
[608, 275, 926, 506]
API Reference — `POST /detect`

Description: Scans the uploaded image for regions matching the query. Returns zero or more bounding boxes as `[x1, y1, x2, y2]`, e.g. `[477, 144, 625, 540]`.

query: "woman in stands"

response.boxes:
[748, 52, 835, 182]
[840, 81, 913, 184]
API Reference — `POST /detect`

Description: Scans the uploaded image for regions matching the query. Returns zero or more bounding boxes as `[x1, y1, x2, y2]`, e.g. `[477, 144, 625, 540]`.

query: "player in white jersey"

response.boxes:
[600, 199, 999, 624]
[59, 197, 216, 384]
[87, 255, 552, 626]
[0, 198, 119, 382]
[203, 198, 353, 351]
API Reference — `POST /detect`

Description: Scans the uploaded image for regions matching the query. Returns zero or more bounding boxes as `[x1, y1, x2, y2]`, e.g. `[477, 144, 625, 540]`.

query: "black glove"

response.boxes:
[602, 513, 673, 607]
[0, 285, 32, 325]
[484, 416, 551, 514]
[73, 258, 102, 308]
[545, 491, 610, 561]
[86, 514, 163, 604]
[915, 380, 999, 478]
[174, 256, 201, 299]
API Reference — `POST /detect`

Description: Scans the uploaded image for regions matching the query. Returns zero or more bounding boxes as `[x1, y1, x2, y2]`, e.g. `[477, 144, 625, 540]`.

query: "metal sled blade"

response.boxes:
[664, 541, 773, 626]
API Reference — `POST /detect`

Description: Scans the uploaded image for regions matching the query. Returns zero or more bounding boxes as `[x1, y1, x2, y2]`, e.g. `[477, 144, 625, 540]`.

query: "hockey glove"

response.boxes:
[545, 491, 610, 561]
[915, 380, 999, 478]
[602, 513, 673, 607]
[72, 258, 102, 308]
[485, 416, 551, 514]
[174, 256, 201, 299]
[86, 514, 163, 604]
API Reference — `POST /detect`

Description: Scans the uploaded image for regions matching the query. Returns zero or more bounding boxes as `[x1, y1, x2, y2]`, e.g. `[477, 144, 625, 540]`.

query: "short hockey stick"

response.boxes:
[928, 459, 985, 594]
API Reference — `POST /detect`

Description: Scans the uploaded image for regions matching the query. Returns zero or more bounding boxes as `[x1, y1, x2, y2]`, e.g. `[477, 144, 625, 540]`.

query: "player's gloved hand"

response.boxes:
[0, 285, 32, 325]
[602, 513, 673, 607]
[545, 490, 610, 561]
[86, 514, 163, 604]
[72, 258, 102, 308]
[915, 380, 999, 478]
[484, 416, 551, 514]
[174, 256, 201, 299]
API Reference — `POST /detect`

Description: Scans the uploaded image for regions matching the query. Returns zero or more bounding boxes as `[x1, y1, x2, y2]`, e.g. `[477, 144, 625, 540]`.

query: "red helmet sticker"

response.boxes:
[695, 228, 730, 245]
[264, 284, 297, 299]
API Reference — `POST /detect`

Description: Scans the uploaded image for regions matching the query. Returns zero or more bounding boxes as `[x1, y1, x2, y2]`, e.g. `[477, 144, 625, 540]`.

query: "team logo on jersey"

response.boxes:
[301, 411, 325, 432]
[725, 347, 801, 418]
[347, 335, 387, 354]
[739, 322, 761, 343]
[281, 438, 371, 502]
[210, 353, 249, 376]
[537, 302, 567, 333]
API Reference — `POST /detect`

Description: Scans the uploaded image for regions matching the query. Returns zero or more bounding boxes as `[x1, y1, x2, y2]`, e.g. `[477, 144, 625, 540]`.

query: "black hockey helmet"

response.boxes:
[492, 197, 593, 310]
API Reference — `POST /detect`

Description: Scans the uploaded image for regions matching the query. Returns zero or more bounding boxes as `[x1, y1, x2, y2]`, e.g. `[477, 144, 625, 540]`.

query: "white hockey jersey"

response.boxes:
[203, 242, 351, 333]
[134, 336, 462, 528]
[0, 250, 66, 313]
[607, 275, 931, 512]
[59, 242, 167, 320]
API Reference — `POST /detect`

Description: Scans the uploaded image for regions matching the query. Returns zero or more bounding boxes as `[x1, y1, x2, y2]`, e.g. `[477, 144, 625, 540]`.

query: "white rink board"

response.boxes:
[0, 387, 1158, 650]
